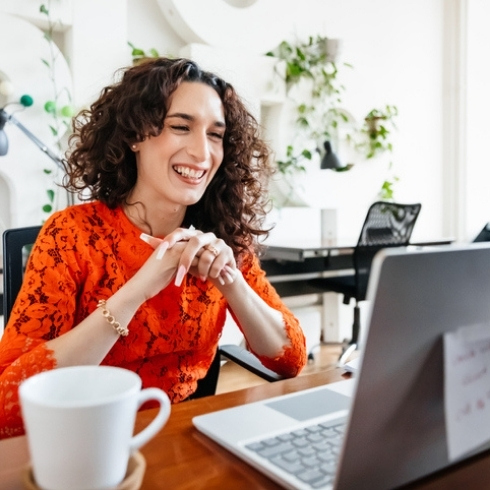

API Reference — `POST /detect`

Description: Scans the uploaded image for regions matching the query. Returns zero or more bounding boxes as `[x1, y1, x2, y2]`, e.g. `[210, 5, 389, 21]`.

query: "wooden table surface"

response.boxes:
[2, 368, 490, 489]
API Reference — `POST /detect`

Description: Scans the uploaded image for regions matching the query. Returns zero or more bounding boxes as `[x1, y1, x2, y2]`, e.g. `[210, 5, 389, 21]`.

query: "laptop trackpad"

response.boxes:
[265, 388, 351, 421]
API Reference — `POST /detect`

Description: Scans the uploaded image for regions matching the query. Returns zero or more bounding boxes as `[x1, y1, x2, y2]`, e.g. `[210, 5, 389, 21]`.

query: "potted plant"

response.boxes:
[358, 105, 399, 200]
[266, 35, 353, 177]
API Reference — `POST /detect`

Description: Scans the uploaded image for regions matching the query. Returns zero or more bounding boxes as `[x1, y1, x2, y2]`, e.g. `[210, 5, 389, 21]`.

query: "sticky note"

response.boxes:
[444, 323, 490, 461]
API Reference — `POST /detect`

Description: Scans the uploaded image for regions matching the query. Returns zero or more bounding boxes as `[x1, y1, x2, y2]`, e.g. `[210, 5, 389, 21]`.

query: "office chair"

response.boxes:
[307, 201, 422, 364]
[2, 226, 283, 399]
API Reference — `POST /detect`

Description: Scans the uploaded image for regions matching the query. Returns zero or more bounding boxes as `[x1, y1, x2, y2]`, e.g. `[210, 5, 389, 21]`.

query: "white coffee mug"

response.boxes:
[19, 365, 171, 490]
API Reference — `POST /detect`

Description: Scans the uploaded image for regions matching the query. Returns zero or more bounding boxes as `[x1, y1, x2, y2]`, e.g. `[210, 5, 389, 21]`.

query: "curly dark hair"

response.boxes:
[64, 57, 273, 259]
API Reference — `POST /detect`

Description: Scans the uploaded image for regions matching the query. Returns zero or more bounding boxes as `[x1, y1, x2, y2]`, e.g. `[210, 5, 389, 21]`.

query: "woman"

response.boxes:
[0, 57, 307, 438]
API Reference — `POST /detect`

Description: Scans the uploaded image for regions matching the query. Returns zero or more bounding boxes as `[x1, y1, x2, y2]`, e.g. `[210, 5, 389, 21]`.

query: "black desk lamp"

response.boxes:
[320, 140, 343, 170]
[0, 95, 63, 169]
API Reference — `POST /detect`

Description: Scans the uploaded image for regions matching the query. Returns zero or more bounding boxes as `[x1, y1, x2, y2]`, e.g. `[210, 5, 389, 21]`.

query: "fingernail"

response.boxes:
[174, 265, 187, 286]
[140, 233, 152, 244]
[218, 276, 225, 286]
[200, 275, 207, 282]
[156, 242, 169, 260]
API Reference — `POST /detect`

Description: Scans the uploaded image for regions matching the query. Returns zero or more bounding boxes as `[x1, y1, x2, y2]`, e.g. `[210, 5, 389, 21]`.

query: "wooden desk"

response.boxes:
[2, 368, 490, 489]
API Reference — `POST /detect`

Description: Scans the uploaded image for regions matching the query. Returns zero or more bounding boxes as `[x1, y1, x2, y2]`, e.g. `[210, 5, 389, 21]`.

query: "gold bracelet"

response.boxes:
[97, 300, 129, 337]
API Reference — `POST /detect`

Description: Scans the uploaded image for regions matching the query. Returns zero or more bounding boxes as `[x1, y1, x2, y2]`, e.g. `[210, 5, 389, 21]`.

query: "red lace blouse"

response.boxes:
[0, 202, 306, 439]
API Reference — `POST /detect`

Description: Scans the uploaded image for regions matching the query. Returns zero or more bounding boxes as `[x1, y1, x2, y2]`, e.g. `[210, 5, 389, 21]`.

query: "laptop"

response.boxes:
[193, 243, 490, 489]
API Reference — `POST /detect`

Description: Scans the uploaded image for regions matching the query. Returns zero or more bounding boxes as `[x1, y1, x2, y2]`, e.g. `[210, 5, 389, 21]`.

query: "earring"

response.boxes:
[131, 144, 137, 151]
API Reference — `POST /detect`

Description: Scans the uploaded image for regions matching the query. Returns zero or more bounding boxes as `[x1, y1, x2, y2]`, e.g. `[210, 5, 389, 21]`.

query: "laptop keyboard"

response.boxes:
[244, 421, 346, 489]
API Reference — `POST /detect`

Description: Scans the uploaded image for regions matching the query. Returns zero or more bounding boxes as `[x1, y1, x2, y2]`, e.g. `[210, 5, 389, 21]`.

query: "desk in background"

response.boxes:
[261, 239, 454, 342]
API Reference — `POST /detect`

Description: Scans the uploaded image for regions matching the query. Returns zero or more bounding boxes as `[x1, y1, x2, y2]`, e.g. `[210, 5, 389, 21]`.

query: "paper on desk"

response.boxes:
[343, 357, 361, 374]
[444, 323, 490, 461]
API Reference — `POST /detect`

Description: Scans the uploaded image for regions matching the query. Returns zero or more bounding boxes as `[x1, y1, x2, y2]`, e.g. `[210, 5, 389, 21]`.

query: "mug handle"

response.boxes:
[130, 388, 171, 452]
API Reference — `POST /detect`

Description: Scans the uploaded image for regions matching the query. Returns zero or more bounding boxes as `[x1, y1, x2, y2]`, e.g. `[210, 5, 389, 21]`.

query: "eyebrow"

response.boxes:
[166, 112, 226, 129]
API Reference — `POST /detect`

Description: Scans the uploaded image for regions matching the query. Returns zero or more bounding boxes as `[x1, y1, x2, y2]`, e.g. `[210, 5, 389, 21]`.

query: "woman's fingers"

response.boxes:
[141, 228, 237, 288]
[140, 233, 163, 249]
[162, 226, 201, 248]
[220, 264, 238, 284]
[156, 241, 169, 260]
[190, 238, 230, 281]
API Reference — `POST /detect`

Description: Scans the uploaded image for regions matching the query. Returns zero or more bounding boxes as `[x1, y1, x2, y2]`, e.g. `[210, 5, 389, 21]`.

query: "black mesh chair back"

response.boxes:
[354, 201, 422, 301]
[307, 201, 421, 364]
[2, 225, 281, 398]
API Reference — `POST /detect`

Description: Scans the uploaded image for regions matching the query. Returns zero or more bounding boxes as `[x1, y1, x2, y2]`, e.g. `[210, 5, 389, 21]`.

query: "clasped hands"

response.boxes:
[140, 227, 238, 288]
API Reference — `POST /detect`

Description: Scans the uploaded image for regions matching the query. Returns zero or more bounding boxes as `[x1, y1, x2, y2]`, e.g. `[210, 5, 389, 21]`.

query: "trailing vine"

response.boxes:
[39, 1, 73, 216]
[359, 105, 399, 200]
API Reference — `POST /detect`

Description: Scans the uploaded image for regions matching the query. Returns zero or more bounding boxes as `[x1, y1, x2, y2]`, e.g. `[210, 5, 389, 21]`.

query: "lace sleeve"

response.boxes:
[0, 340, 56, 438]
[230, 254, 307, 377]
[0, 213, 79, 439]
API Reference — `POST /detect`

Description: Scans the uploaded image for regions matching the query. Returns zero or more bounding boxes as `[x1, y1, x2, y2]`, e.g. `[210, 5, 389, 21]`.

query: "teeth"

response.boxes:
[174, 166, 205, 179]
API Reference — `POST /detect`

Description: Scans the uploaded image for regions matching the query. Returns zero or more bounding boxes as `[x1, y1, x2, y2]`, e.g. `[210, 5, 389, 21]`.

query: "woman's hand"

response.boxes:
[140, 228, 239, 290]
[129, 237, 188, 301]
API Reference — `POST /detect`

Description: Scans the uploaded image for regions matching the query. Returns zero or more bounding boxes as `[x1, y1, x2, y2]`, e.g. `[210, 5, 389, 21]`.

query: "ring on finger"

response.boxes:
[205, 245, 220, 258]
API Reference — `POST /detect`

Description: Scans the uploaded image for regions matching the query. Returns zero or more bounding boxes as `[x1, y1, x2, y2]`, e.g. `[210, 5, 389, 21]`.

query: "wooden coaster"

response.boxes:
[23, 450, 146, 490]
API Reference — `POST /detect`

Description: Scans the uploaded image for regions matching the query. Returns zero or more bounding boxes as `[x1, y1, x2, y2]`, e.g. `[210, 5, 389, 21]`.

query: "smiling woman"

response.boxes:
[127, 82, 226, 220]
[0, 57, 307, 439]
[126, 82, 226, 220]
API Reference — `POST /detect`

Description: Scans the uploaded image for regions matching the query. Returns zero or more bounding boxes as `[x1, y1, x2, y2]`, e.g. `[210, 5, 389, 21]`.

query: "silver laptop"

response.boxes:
[193, 243, 490, 489]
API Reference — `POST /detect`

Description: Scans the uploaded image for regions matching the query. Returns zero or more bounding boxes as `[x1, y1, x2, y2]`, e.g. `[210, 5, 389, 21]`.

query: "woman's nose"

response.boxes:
[187, 131, 210, 162]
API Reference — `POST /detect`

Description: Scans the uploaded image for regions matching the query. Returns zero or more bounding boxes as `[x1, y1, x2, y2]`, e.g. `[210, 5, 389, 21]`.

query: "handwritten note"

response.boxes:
[444, 323, 490, 461]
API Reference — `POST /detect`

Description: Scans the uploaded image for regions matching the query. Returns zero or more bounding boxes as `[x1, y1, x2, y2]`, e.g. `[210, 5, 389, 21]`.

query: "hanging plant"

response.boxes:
[360, 105, 398, 159]
[358, 105, 399, 201]
[267, 35, 400, 201]
[266, 35, 354, 175]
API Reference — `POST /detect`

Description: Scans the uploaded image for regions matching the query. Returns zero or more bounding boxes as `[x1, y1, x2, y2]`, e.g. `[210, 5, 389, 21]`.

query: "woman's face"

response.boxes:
[133, 81, 226, 207]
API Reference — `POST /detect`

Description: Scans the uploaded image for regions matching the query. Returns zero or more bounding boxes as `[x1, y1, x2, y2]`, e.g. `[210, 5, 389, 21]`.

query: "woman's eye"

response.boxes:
[209, 132, 224, 140]
[171, 125, 189, 132]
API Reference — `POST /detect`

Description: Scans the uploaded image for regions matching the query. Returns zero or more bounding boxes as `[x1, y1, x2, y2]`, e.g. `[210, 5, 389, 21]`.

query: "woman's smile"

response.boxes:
[172, 165, 206, 182]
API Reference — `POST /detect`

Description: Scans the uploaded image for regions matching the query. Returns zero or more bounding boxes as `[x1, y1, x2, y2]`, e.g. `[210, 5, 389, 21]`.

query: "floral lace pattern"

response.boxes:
[0, 202, 307, 439]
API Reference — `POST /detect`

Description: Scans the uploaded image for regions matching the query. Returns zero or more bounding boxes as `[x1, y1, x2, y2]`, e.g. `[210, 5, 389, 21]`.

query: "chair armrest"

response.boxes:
[219, 344, 284, 382]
